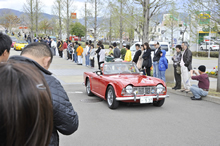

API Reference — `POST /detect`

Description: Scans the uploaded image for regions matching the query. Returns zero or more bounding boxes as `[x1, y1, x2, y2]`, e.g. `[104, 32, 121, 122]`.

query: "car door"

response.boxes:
[91, 72, 100, 94]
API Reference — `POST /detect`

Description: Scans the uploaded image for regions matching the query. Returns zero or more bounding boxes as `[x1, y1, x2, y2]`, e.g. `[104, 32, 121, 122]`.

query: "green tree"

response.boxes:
[70, 22, 86, 38]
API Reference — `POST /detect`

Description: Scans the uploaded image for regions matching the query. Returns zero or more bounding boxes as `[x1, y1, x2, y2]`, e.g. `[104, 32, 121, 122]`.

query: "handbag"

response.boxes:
[142, 58, 149, 67]
[89, 56, 94, 60]
[176, 65, 181, 74]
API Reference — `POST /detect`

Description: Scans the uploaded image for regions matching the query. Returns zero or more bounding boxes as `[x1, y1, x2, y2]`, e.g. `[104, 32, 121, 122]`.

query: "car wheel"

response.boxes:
[153, 99, 165, 107]
[106, 86, 119, 109]
[86, 79, 93, 96]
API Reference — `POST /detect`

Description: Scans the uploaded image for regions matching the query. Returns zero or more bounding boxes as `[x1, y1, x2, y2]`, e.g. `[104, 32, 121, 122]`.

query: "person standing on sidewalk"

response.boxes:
[180, 42, 192, 92]
[124, 45, 132, 62]
[51, 39, 57, 56]
[99, 44, 105, 67]
[67, 40, 73, 60]
[190, 65, 209, 100]
[158, 50, 168, 82]
[172, 45, 182, 90]
[142, 42, 152, 76]
[89, 44, 95, 68]
[0, 32, 12, 62]
[153, 41, 161, 78]
[74, 42, 78, 63]
[85, 42, 90, 66]
[132, 44, 142, 64]
[96, 41, 102, 69]
[63, 41, 68, 59]
[76, 43, 84, 65]
[113, 42, 120, 59]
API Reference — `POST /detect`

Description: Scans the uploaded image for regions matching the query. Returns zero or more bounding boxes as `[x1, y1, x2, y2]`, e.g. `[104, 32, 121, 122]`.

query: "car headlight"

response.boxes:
[125, 85, 133, 94]
[156, 84, 165, 94]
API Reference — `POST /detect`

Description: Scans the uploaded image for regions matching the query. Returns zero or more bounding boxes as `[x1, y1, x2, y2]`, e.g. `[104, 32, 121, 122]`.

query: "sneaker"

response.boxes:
[172, 86, 176, 90]
[191, 96, 201, 100]
[180, 89, 185, 92]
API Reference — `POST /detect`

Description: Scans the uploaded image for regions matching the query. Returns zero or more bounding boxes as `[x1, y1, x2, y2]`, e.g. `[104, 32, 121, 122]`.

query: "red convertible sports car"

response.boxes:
[83, 62, 169, 109]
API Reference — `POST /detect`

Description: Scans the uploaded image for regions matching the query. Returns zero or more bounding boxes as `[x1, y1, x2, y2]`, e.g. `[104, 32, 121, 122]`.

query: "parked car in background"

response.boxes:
[10, 36, 17, 48]
[83, 62, 169, 109]
[14, 40, 28, 51]
[200, 41, 219, 51]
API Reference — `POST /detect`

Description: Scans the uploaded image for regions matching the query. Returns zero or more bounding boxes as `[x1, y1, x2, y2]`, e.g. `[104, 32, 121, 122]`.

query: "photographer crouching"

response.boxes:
[190, 65, 210, 100]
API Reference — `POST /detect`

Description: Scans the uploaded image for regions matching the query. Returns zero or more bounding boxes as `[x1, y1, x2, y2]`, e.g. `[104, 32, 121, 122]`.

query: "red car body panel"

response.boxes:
[84, 72, 167, 102]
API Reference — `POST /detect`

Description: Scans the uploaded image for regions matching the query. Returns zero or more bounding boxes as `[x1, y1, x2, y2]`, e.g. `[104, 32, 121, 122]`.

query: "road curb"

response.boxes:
[167, 87, 220, 105]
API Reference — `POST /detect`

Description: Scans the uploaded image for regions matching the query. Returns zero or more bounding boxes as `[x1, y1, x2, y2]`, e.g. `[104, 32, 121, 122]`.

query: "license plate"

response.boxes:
[140, 97, 153, 104]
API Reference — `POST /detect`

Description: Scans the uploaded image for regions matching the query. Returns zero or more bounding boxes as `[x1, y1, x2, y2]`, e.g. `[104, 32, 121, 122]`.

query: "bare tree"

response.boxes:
[53, 0, 63, 39]
[85, 2, 88, 43]
[63, 0, 73, 39]
[24, 0, 35, 42]
[119, 0, 123, 48]
[34, 0, 43, 37]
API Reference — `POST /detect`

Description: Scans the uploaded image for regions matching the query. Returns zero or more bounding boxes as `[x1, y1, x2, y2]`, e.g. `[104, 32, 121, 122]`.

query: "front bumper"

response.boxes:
[116, 95, 169, 101]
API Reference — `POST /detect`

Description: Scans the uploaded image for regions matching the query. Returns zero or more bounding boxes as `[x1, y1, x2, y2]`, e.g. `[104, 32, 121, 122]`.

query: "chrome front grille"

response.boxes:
[133, 86, 156, 95]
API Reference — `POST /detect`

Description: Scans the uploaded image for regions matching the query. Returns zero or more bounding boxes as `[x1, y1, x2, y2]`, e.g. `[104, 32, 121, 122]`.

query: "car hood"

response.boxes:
[106, 74, 164, 87]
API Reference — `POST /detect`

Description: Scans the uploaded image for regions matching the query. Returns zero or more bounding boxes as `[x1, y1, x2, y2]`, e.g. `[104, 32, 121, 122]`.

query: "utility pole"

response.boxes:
[85, 2, 87, 43]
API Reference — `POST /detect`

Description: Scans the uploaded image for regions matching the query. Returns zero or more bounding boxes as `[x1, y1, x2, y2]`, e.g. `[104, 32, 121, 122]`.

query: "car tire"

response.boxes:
[86, 78, 93, 96]
[153, 99, 165, 107]
[106, 86, 119, 109]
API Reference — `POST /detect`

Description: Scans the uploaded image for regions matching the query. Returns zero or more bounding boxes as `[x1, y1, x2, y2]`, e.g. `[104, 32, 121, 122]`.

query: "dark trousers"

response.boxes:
[146, 67, 151, 76]
[174, 67, 181, 88]
[59, 50, 63, 58]
[67, 51, 72, 60]
[97, 55, 100, 69]
[90, 59, 94, 67]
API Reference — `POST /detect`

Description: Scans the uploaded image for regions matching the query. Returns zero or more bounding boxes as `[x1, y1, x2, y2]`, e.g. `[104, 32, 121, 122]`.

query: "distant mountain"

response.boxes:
[0, 8, 57, 19]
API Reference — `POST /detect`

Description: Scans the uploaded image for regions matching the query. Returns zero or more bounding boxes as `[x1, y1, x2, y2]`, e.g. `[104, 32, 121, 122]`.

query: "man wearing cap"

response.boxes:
[153, 41, 161, 78]
[190, 65, 209, 100]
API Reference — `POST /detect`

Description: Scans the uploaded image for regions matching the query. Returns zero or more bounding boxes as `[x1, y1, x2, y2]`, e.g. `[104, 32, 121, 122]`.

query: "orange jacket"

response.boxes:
[76, 46, 84, 56]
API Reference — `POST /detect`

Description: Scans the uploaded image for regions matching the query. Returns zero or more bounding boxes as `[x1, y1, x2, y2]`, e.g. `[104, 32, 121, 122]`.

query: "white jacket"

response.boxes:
[99, 49, 105, 62]
[51, 41, 57, 48]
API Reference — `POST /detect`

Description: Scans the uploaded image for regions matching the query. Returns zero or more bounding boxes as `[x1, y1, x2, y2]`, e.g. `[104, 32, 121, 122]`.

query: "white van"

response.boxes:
[130, 41, 171, 62]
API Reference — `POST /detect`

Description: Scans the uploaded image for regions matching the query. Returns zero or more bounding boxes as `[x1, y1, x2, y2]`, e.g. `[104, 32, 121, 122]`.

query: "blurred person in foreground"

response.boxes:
[0, 62, 53, 146]
[190, 65, 210, 100]
[0, 32, 12, 62]
[9, 42, 79, 146]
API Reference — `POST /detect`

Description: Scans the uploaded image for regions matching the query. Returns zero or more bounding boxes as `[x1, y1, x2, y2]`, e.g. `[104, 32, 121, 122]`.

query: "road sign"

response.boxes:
[71, 13, 77, 19]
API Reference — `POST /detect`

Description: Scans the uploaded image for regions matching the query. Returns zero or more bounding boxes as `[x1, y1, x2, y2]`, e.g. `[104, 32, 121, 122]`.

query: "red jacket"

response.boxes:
[63, 42, 68, 49]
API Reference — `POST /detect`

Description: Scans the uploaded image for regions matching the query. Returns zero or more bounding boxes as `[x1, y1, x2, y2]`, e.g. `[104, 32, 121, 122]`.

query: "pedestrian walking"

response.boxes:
[9, 42, 79, 146]
[124, 45, 132, 62]
[132, 44, 142, 64]
[89, 44, 95, 68]
[0, 32, 12, 62]
[0, 62, 53, 146]
[74, 42, 78, 63]
[85, 42, 90, 66]
[153, 41, 161, 78]
[113, 42, 120, 59]
[190, 65, 209, 100]
[172, 45, 182, 90]
[142, 42, 152, 76]
[76, 43, 84, 65]
[158, 50, 168, 82]
[180, 41, 192, 92]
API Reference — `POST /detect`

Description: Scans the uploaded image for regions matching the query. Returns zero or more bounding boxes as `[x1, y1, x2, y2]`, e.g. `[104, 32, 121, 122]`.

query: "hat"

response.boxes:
[198, 65, 206, 72]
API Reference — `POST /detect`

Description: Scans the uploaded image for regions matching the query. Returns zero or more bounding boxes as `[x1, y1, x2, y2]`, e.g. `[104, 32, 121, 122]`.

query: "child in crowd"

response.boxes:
[158, 50, 168, 82]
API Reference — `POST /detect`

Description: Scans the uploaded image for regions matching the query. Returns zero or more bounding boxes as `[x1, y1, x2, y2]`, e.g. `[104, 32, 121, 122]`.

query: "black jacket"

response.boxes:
[182, 48, 192, 71]
[153, 47, 161, 62]
[96, 47, 101, 56]
[9, 56, 79, 146]
[142, 49, 152, 68]
[132, 49, 142, 63]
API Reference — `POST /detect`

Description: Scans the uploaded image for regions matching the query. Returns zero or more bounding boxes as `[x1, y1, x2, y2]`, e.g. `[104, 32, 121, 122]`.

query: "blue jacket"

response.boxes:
[159, 50, 168, 71]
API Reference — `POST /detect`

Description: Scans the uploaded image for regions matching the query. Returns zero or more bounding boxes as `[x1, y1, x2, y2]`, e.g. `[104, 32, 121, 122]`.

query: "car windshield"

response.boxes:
[17, 41, 27, 44]
[103, 63, 140, 75]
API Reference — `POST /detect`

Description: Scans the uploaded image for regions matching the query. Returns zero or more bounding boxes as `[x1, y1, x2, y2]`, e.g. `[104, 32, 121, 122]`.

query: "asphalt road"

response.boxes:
[60, 84, 220, 146]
